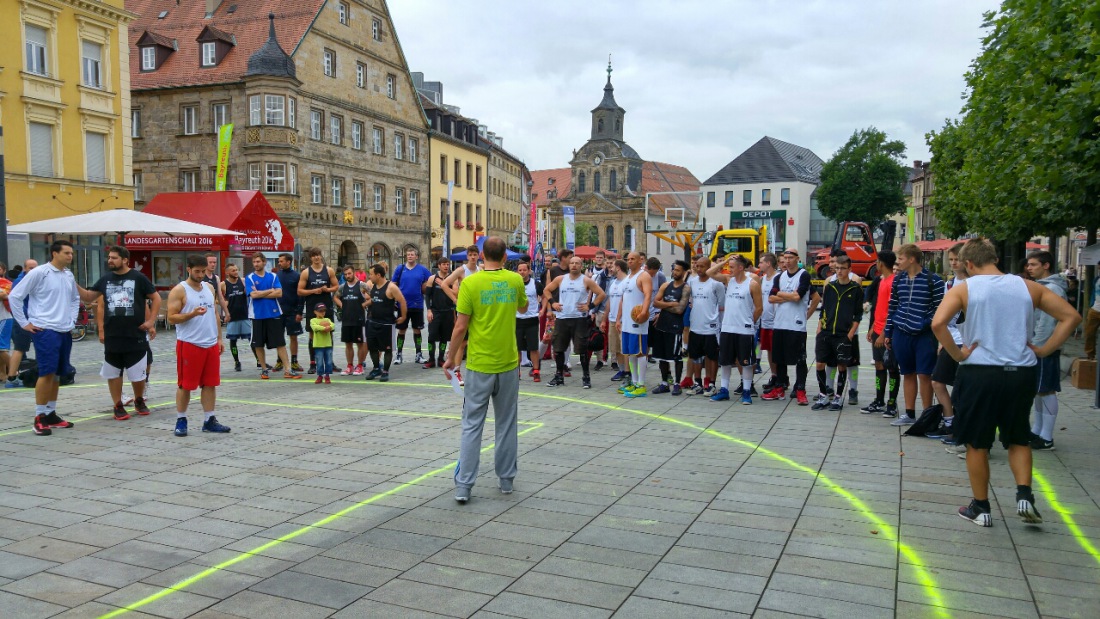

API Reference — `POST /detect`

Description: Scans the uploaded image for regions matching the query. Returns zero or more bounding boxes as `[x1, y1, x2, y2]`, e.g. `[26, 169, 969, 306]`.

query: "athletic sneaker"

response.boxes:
[861, 400, 885, 414]
[324, 375, 331, 384]
[113, 404, 130, 421]
[689, 384, 705, 396]
[174, 417, 188, 437]
[234, 361, 242, 372]
[547, 374, 565, 387]
[594, 360, 604, 372]
[741, 392, 752, 406]
[289, 361, 302, 372]
[1016, 492, 1043, 524]
[366, 368, 382, 380]
[353, 364, 364, 376]
[671, 384, 682, 396]
[710, 387, 730, 401]
[761, 386, 786, 401]
[925, 422, 953, 439]
[794, 390, 809, 406]
[43, 412, 73, 429]
[33, 414, 52, 436]
[941, 434, 958, 446]
[564, 370, 572, 378]
[499, 478, 513, 494]
[754, 363, 762, 375]
[532, 371, 541, 383]
[122, 394, 135, 406]
[617, 382, 633, 394]
[394, 352, 403, 365]
[611, 370, 627, 382]
[625, 385, 647, 398]
[582, 376, 592, 389]
[811, 394, 830, 411]
[702, 385, 717, 397]
[1030, 437, 1055, 451]
[202, 416, 231, 433]
[5, 378, 23, 388]
[423, 360, 436, 369]
[521, 360, 533, 368]
[308, 363, 316, 374]
[133, 398, 151, 416]
[379, 372, 390, 382]
[341, 365, 353, 376]
[848, 390, 859, 406]
[315, 375, 324, 384]
[760, 378, 776, 392]
[958, 500, 993, 527]
[882, 402, 899, 418]
[260, 369, 270, 380]
[415, 352, 425, 365]
[273, 361, 284, 371]
[652, 383, 670, 394]
[828, 395, 843, 412]
[890, 415, 917, 426]
[284, 371, 302, 380]
[455, 486, 470, 503]
[680, 376, 694, 389]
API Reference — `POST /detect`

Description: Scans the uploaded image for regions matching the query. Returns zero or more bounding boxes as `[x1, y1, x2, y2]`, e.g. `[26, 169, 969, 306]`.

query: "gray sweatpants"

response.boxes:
[455, 368, 519, 489]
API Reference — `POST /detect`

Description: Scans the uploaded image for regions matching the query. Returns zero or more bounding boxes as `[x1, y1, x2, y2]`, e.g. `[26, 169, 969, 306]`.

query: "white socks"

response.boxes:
[1032, 394, 1058, 441]
[742, 366, 753, 392]
[720, 366, 732, 390]
[635, 357, 647, 385]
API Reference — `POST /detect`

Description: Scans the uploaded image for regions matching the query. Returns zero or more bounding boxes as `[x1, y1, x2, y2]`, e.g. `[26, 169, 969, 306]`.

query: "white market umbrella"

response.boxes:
[9, 209, 242, 237]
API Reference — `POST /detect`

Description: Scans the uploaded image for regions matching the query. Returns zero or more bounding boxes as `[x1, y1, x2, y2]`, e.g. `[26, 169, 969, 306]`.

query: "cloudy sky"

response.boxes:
[389, 0, 1001, 180]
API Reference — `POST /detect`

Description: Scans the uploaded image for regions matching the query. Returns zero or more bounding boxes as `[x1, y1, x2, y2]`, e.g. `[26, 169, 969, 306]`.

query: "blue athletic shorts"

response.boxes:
[1036, 351, 1061, 393]
[891, 330, 937, 375]
[32, 329, 75, 377]
[0, 319, 11, 350]
[226, 319, 252, 339]
[621, 332, 648, 356]
[12, 321, 31, 353]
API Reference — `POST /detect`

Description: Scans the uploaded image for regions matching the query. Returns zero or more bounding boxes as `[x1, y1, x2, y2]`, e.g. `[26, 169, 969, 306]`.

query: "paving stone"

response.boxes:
[0, 571, 114, 607]
[47, 556, 158, 588]
[3, 536, 101, 563]
[612, 596, 748, 618]
[331, 598, 453, 618]
[633, 577, 759, 614]
[0, 590, 69, 619]
[95, 582, 219, 619]
[508, 571, 632, 610]
[482, 591, 612, 619]
[208, 590, 331, 619]
[92, 540, 201, 571]
[249, 570, 371, 608]
[290, 556, 400, 588]
[757, 589, 893, 619]
[368, 579, 493, 616]
[141, 563, 260, 599]
[0, 551, 60, 580]
[401, 562, 514, 595]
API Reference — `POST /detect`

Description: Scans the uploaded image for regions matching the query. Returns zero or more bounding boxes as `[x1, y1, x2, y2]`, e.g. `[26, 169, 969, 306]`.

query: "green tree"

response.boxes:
[562, 221, 597, 247]
[816, 127, 909, 226]
[929, 0, 1100, 294]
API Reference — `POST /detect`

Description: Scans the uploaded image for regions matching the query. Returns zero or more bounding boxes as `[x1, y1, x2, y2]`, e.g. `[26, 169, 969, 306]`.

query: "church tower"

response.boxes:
[591, 60, 625, 141]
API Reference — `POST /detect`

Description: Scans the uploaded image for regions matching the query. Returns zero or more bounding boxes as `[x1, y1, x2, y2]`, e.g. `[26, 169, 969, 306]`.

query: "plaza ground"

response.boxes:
[0, 330, 1098, 618]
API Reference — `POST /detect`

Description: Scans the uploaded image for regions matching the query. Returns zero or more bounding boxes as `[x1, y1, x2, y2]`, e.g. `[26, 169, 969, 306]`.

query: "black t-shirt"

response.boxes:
[91, 269, 157, 352]
[339, 280, 368, 326]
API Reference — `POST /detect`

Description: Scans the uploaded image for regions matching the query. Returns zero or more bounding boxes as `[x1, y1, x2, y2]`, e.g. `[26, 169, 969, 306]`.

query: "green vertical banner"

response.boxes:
[906, 206, 916, 243]
[215, 123, 234, 191]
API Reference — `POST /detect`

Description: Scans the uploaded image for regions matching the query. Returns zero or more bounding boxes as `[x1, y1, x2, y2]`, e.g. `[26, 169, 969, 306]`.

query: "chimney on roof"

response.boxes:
[913, 160, 923, 168]
[205, 0, 223, 18]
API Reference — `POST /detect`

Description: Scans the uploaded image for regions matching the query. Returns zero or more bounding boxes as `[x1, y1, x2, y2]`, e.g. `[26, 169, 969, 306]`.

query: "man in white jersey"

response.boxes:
[615, 251, 653, 398]
[708, 255, 762, 404]
[933, 239, 1079, 528]
[757, 253, 781, 392]
[543, 256, 605, 389]
[515, 261, 545, 382]
[686, 257, 723, 396]
[606, 260, 629, 383]
[166, 255, 230, 438]
[762, 249, 820, 405]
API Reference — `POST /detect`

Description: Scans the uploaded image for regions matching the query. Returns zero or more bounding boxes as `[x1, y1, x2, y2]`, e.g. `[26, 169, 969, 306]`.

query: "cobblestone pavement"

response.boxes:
[0, 328, 1098, 618]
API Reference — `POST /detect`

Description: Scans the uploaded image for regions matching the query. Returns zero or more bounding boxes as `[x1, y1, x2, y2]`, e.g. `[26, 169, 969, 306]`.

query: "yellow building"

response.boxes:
[421, 95, 489, 261]
[2, 0, 135, 274]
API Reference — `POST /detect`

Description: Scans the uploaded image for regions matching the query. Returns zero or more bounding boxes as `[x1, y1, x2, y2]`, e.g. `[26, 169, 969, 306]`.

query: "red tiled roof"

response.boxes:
[529, 167, 571, 206]
[641, 162, 700, 216]
[199, 25, 236, 45]
[127, 0, 324, 90]
[136, 30, 175, 49]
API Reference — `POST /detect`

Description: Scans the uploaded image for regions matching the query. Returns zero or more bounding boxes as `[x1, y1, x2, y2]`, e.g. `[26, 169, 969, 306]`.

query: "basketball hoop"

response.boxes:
[668, 219, 679, 231]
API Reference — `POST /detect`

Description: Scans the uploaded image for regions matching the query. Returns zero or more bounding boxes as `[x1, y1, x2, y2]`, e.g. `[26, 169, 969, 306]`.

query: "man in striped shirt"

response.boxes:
[884, 244, 945, 425]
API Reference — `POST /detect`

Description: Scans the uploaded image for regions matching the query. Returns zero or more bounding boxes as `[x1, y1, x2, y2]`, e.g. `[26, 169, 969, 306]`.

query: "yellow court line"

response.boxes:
[1032, 469, 1100, 567]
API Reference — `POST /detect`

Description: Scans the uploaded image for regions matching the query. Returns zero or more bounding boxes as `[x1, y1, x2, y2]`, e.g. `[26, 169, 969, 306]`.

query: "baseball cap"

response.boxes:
[314, 303, 327, 311]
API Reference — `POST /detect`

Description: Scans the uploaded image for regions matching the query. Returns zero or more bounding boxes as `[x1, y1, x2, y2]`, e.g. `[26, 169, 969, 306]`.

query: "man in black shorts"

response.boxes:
[933, 238, 1079, 528]
[275, 253, 304, 371]
[423, 258, 454, 369]
[80, 246, 161, 420]
[651, 260, 690, 395]
[297, 248, 339, 374]
[515, 261, 544, 382]
[220, 263, 258, 372]
[364, 264, 407, 382]
[334, 265, 368, 376]
[543, 256, 605, 388]
[812, 255, 862, 411]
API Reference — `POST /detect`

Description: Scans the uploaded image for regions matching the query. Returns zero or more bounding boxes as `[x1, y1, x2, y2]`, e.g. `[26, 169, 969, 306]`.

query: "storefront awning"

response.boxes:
[125, 191, 294, 252]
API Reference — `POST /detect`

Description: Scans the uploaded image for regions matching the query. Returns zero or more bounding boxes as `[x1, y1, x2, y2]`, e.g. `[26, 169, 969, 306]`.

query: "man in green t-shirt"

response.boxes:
[444, 237, 527, 503]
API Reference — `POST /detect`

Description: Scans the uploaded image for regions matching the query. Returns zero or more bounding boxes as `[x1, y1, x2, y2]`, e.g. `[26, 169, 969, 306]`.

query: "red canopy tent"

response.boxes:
[124, 191, 294, 288]
[573, 245, 619, 260]
[916, 239, 958, 252]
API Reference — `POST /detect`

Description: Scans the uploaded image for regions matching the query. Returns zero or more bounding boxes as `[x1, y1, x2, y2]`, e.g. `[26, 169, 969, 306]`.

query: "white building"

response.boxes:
[701, 137, 827, 257]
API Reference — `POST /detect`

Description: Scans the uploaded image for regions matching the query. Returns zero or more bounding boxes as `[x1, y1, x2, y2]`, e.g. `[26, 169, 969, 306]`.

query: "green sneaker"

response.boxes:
[617, 382, 633, 394]
[625, 385, 647, 398]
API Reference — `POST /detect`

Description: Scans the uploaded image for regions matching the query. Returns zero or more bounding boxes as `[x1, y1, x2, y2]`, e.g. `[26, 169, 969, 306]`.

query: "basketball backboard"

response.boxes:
[644, 191, 703, 234]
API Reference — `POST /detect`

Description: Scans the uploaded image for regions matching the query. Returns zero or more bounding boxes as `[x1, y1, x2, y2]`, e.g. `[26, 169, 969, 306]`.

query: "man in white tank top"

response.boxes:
[762, 250, 819, 405]
[615, 252, 653, 397]
[757, 253, 780, 391]
[166, 255, 229, 438]
[933, 239, 1079, 528]
[686, 257, 724, 395]
[542, 257, 605, 388]
[707, 255, 762, 404]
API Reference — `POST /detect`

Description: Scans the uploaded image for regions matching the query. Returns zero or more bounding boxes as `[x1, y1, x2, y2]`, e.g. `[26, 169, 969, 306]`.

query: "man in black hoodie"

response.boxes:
[813, 255, 863, 411]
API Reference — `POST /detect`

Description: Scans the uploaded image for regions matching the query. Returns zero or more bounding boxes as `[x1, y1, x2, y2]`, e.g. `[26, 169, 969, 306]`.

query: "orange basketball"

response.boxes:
[630, 305, 649, 324]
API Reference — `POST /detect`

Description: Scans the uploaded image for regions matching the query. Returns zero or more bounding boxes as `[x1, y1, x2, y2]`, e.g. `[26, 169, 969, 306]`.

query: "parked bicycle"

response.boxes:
[71, 303, 93, 342]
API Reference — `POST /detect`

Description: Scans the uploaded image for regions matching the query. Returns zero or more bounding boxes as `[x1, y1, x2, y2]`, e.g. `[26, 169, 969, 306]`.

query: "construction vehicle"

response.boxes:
[811, 220, 896, 283]
[705, 226, 769, 266]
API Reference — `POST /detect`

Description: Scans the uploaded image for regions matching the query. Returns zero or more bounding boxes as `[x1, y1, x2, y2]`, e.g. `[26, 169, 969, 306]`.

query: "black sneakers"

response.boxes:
[1030, 437, 1055, 451]
[547, 374, 565, 387]
[958, 500, 992, 527]
[1017, 492, 1043, 524]
[860, 400, 885, 414]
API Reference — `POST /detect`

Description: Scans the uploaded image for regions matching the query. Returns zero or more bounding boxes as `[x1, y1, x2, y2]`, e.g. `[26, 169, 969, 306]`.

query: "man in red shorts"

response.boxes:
[166, 255, 229, 437]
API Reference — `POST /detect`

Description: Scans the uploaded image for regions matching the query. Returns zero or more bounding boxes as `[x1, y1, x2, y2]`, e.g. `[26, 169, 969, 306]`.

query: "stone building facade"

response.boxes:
[127, 0, 429, 269]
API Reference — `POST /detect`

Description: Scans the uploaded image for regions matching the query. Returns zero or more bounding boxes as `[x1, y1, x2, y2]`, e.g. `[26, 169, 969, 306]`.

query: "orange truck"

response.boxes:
[812, 220, 896, 281]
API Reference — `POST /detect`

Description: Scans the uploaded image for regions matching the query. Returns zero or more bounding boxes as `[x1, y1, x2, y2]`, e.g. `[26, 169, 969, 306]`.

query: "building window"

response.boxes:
[356, 62, 366, 88]
[606, 225, 614, 248]
[352, 122, 363, 150]
[323, 49, 336, 77]
[265, 163, 287, 193]
[212, 103, 230, 131]
[409, 190, 419, 214]
[289, 164, 298, 194]
[338, 1, 349, 24]
[201, 41, 216, 67]
[141, 46, 155, 71]
[131, 109, 142, 138]
[395, 188, 404, 213]
[578, 172, 586, 193]
[593, 172, 601, 193]
[332, 178, 343, 206]
[609, 170, 617, 192]
[624, 224, 633, 248]
[762, 189, 771, 206]
[724, 191, 733, 207]
[86, 132, 107, 183]
[182, 106, 198, 135]
[82, 41, 103, 88]
[394, 133, 403, 159]
[133, 172, 144, 201]
[249, 95, 261, 125]
[476, 166, 482, 191]
[310, 110, 323, 140]
[454, 159, 461, 186]
[181, 170, 199, 192]
[330, 116, 343, 145]
[440, 155, 447, 182]
[466, 163, 473, 188]
[743, 190, 752, 207]
[248, 163, 262, 191]
[288, 98, 296, 128]
[706, 191, 715, 208]
[373, 185, 383, 211]
[353, 182, 363, 208]
[408, 138, 418, 163]
[386, 74, 395, 99]
[372, 18, 381, 41]
[265, 95, 285, 126]
[25, 24, 49, 76]
[372, 127, 383, 154]
[781, 187, 790, 205]
[311, 175, 323, 204]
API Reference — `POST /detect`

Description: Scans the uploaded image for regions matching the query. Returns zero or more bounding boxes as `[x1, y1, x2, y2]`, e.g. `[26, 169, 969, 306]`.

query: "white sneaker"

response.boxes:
[394, 352, 403, 365]
[890, 415, 917, 426]
[121, 393, 135, 406]
[702, 385, 716, 397]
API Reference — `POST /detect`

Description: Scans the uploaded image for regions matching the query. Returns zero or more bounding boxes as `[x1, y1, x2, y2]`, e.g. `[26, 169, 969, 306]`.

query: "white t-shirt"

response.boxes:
[518, 278, 540, 319]
[721, 276, 756, 335]
[620, 270, 649, 335]
[689, 277, 724, 335]
[554, 274, 588, 319]
[608, 277, 626, 321]
[759, 271, 777, 329]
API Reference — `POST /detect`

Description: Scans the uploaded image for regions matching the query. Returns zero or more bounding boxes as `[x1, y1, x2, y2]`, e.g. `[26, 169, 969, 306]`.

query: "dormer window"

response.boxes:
[137, 30, 176, 71]
[201, 42, 216, 66]
[141, 46, 155, 70]
[196, 25, 235, 69]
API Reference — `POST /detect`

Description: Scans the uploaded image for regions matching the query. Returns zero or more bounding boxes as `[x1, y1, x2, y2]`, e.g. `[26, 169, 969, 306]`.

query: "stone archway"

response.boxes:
[338, 240, 359, 270]
[369, 242, 391, 271]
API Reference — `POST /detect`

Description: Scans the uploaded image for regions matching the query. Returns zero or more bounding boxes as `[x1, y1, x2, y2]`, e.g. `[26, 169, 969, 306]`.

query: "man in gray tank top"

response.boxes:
[932, 238, 1079, 528]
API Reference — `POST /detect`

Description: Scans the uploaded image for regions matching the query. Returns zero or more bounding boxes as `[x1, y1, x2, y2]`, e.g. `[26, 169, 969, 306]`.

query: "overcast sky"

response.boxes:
[389, 0, 1001, 180]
